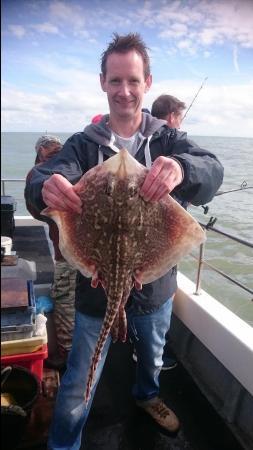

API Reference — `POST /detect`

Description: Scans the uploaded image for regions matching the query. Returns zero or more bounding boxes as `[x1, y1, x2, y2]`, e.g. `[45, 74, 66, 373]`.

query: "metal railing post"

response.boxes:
[195, 242, 205, 295]
[1, 180, 5, 196]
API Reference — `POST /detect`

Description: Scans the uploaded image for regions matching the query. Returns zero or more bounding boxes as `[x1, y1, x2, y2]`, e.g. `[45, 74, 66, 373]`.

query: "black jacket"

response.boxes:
[25, 113, 224, 316]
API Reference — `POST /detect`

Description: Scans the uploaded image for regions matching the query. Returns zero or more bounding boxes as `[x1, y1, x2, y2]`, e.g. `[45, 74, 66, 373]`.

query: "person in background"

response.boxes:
[150, 94, 187, 370]
[151, 94, 186, 129]
[34, 135, 62, 164]
[26, 135, 63, 261]
[25, 135, 76, 368]
[25, 33, 223, 449]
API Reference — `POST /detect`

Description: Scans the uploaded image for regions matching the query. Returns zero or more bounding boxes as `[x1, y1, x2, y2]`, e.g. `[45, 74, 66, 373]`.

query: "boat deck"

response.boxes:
[7, 224, 244, 450]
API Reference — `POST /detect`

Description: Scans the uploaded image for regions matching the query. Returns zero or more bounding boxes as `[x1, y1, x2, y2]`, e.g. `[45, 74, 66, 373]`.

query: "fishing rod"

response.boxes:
[215, 180, 253, 196]
[182, 76, 208, 121]
[201, 181, 253, 214]
[182, 80, 252, 211]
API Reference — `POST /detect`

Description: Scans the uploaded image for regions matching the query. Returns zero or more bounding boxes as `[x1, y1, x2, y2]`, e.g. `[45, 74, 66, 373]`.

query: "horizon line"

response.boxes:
[1, 131, 253, 140]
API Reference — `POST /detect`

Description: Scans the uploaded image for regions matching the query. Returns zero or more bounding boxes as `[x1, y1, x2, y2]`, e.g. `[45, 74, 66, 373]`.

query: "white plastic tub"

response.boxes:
[1, 236, 12, 255]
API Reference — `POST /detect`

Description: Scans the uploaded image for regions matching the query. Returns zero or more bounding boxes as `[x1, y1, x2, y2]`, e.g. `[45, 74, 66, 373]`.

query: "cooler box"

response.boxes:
[1, 278, 36, 341]
[1, 332, 48, 356]
[1, 344, 48, 383]
[1, 195, 16, 238]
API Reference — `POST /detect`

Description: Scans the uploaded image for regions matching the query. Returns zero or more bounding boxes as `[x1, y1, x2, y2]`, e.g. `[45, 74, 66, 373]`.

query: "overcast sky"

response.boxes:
[2, 0, 253, 137]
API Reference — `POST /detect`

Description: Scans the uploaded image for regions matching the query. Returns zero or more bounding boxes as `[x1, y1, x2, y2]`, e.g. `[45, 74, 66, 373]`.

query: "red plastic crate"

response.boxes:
[1, 344, 48, 382]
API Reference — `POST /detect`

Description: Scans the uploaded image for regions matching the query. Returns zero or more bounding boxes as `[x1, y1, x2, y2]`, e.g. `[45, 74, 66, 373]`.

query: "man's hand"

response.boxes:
[140, 156, 183, 202]
[42, 174, 82, 213]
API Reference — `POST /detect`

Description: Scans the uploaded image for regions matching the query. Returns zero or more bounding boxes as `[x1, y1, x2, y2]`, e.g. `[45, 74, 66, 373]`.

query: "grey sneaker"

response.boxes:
[136, 396, 180, 432]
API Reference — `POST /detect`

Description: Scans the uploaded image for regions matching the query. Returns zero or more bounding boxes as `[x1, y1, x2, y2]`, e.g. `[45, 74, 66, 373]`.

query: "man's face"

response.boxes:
[100, 50, 152, 120]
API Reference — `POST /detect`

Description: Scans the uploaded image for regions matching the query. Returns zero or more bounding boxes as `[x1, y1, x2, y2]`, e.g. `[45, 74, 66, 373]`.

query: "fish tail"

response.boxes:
[84, 297, 121, 404]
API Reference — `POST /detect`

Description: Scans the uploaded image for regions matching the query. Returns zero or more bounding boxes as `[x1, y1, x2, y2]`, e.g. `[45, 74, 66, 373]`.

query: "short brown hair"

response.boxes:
[101, 32, 150, 79]
[151, 95, 186, 119]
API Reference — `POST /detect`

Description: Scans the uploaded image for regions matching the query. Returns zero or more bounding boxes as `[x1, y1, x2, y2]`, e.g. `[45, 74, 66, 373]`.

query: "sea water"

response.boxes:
[1, 132, 253, 325]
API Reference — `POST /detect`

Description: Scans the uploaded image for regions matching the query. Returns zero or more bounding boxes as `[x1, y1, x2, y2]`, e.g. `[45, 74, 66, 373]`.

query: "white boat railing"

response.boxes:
[1, 178, 253, 301]
[1, 178, 26, 196]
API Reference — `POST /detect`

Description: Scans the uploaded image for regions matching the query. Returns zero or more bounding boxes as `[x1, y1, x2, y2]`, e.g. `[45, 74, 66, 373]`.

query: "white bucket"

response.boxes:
[1, 236, 13, 255]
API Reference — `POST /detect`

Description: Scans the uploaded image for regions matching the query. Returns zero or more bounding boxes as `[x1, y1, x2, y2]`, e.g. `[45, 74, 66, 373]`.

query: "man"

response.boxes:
[26, 135, 63, 261]
[151, 94, 186, 129]
[25, 33, 223, 449]
[25, 135, 76, 368]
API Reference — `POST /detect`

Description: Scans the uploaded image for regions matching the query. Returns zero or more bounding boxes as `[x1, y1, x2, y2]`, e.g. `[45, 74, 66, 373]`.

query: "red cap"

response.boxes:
[91, 114, 103, 124]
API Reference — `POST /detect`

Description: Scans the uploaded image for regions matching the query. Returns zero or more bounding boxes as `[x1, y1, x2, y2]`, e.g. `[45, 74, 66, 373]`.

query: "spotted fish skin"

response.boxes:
[42, 149, 206, 404]
[80, 172, 148, 403]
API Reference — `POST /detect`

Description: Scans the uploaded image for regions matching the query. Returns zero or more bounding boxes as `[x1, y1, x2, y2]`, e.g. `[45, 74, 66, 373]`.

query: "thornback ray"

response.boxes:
[42, 148, 206, 403]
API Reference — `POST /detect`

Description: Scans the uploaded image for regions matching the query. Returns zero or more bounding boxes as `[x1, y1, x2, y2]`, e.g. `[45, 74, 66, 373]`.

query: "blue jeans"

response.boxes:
[48, 297, 173, 449]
